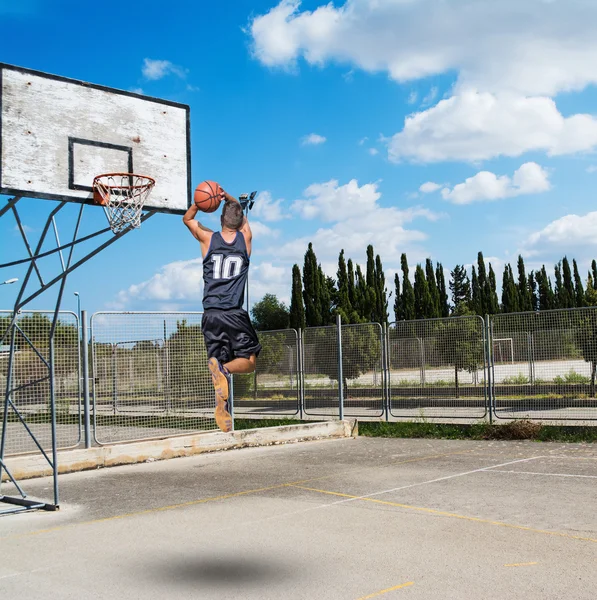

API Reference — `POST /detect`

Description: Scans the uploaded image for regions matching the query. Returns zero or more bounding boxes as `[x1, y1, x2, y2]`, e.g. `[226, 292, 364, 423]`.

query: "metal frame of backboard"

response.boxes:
[1, 62, 192, 515]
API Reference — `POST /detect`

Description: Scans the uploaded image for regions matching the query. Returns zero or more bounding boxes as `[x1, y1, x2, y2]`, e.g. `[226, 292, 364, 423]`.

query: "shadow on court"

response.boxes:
[1, 436, 596, 599]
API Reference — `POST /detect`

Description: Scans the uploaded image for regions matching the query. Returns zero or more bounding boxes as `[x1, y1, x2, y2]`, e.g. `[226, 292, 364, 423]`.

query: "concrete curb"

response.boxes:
[2, 419, 358, 482]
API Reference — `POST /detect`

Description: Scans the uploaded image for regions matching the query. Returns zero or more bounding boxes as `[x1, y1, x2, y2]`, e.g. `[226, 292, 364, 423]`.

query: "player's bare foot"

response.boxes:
[208, 357, 232, 432]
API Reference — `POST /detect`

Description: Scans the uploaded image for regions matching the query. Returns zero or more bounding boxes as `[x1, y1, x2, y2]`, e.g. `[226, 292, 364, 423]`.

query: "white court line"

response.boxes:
[489, 470, 597, 480]
[233, 456, 546, 527]
[0, 567, 50, 581]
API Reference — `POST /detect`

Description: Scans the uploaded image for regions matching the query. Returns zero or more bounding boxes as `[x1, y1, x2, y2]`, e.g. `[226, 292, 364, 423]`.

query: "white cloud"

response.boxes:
[301, 133, 327, 146]
[292, 178, 380, 221]
[116, 258, 202, 306]
[586, 165, 597, 173]
[407, 90, 418, 105]
[368, 148, 379, 156]
[422, 86, 438, 106]
[527, 212, 597, 248]
[130, 87, 144, 95]
[249, 220, 280, 238]
[249, 0, 597, 97]
[441, 162, 551, 205]
[142, 58, 187, 81]
[419, 182, 441, 194]
[358, 137, 368, 145]
[249, 191, 288, 222]
[388, 90, 597, 163]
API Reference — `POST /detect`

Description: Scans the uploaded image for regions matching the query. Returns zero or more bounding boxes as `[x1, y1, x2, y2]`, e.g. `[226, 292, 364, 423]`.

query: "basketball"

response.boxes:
[194, 180, 222, 213]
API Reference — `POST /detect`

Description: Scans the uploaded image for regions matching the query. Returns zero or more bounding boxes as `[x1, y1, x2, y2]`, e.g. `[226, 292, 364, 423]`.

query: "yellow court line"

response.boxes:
[290, 485, 597, 545]
[355, 581, 414, 600]
[504, 562, 538, 567]
[0, 449, 477, 541]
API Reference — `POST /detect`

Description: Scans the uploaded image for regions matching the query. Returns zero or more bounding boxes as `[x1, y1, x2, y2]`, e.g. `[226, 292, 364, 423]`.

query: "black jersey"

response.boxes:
[203, 231, 249, 310]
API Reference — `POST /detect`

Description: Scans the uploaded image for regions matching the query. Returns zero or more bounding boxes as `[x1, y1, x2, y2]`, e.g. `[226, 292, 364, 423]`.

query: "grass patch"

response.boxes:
[358, 420, 597, 443]
[233, 418, 306, 430]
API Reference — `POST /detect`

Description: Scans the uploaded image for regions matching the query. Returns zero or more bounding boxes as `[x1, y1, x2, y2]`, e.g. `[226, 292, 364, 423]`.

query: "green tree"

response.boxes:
[517, 255, 532, 312]
[575, 312, 597, 397]
[487, 264, 500, 314]
[425, 258, 440, 318]
[470, 266, 481, 315]
[251, 294, 290, 331]
[303, 243, 322, 326]
[365, 245, 377, 322]
[528, 271, 539, 311]
[501, 264, 520, 313]
[449, 265, 470, 311]
[336, 250, 353, 323]
[592, 259, 597, 288]
[573, 259, 585, 308]
[536, 266, 554, 310]
[586, 274, 597, 306]
[319, 267, 334, 325]
[374, 253, 389, 324]
[562, 257, 575, 308]
[289, 264, 306, 331]
[347, 259, 357, 310]
[400, 253, 415, 320]
[413, 264, 433, 319]
[436, 263, 450, 317]
[477, 252, 489, 315]
[393, 273, 403, 322]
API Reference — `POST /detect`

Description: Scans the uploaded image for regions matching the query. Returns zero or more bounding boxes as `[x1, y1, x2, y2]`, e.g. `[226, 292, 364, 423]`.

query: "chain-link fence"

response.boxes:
[302, 326, 339, 417]
[91, 312, 216, 444]
[233, 329, 300, 417]
[388, 316, 488, 419]
[490, 308, 597, 421]
[341, 323, 385, 417]
[0, 310, 81, 455]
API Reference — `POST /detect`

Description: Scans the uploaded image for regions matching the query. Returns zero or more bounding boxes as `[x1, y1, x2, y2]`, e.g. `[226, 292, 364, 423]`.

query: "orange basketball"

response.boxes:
[194, 180, 222, 213]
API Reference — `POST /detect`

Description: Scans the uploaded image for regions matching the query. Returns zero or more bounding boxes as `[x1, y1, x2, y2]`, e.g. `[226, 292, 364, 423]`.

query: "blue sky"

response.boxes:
[2, 0, 597, 317]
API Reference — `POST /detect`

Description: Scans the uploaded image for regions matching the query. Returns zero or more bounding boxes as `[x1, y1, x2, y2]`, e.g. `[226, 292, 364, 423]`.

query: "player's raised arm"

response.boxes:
[182, 204, 213, 255]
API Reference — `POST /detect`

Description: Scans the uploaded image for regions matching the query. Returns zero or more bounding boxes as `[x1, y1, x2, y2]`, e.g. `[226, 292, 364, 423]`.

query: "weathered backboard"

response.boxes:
[0, 63, 191, 214]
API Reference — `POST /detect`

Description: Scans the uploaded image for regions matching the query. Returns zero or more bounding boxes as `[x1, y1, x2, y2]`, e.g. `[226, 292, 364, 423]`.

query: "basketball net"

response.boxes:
[93, 173, 155, 234]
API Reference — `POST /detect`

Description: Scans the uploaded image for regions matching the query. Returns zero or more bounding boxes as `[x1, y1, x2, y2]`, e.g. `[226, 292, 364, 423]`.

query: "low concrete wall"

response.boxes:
[2, 419, 358, 482]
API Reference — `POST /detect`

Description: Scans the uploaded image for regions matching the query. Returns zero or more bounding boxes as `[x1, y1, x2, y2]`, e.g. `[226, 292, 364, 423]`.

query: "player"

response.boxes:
[183, 188, 261, 432]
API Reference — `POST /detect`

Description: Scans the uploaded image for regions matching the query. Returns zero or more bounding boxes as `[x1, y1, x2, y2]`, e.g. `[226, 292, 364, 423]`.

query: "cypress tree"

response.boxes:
[400, 254, 415, 320]
[470, 266, 481, 315]
[528, 271, 539, 311]
[477, 252, 488, 315]
[355, 265, 369, 321]
[302, 243, 322, 326]
[449, 265, 471, 311]
[347, 258, 356, 309]
[289, 264, 306, 330]
[554, 262, 566, 309]
[573, 259, 585, 308]
[488, 264, 500, 314]
[517, 255, 532, 312]
[536, 265, 554, 310]
[365, 245, 377, 321]
[502, 264, 520, 313]
[501, 265, 510, 312]
[436, 263, 450, 317]
[336, 250, 352, 323]
[425, 258, 440, 318]
[562, 257, 575, 308]
[319, 266, 333, 325]
[592, 259, 597, 287]
[586, 274, 597, 306]
[375, 253, 388, 323]
[413, 264, 433, 319]
[394, 273, 402, 322]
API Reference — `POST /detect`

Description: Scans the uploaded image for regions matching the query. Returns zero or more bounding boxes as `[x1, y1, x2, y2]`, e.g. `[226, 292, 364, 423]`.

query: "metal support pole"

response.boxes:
[298, 328, 304, 419]
[81, 311, 92, 449]
[382, 322, 389, 422]
[48, 336, 60, 507]
[485, 315, 493, 424]
[337, 314, 344, 421]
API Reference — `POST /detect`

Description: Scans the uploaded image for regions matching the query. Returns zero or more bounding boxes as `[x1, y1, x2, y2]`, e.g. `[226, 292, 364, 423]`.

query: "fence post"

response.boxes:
[485, 315, 493, 424]
[337, 314, 344, 420]
[298, 328, 304, 420]
[81, 310, 92, 448]
[383, 322, 389, 422]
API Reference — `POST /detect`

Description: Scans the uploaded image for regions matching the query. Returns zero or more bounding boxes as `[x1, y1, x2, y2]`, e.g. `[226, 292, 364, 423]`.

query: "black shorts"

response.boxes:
[201, 308, 262, 364]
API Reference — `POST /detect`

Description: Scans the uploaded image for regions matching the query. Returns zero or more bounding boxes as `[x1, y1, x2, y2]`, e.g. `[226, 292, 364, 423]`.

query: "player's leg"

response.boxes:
[224, 354, 256, 374]
[202, 311, 233, 432]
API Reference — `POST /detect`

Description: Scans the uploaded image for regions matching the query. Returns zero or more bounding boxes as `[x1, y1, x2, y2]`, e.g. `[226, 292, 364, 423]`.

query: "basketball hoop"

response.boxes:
[92, 173, 156, 233]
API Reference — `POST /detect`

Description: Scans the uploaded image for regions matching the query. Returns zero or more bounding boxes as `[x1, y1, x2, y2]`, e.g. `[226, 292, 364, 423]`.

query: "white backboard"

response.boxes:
[0, 63, 191, 214]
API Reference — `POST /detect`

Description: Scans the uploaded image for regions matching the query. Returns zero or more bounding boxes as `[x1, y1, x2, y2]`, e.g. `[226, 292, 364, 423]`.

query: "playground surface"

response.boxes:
[1, 436, 596, 599]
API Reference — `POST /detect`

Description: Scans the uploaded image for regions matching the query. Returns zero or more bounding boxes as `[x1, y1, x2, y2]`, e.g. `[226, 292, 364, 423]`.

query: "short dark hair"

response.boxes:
[221, 201, 244, 230]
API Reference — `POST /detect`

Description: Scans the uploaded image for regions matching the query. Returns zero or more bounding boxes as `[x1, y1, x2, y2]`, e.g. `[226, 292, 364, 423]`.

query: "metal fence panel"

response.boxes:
[302, 326, 339, 417]
[490, 309, 597, 421]
[341, 323, 385, 417]
[0, 310, 81, 456]
[91, 312, 217, 444]
[233, 329, 300, 417]
[388, 316, 487, 419]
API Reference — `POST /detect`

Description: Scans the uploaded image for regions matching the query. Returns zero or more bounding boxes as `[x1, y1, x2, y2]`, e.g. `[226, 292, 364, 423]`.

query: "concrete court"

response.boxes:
[1, 437, 596, 600]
